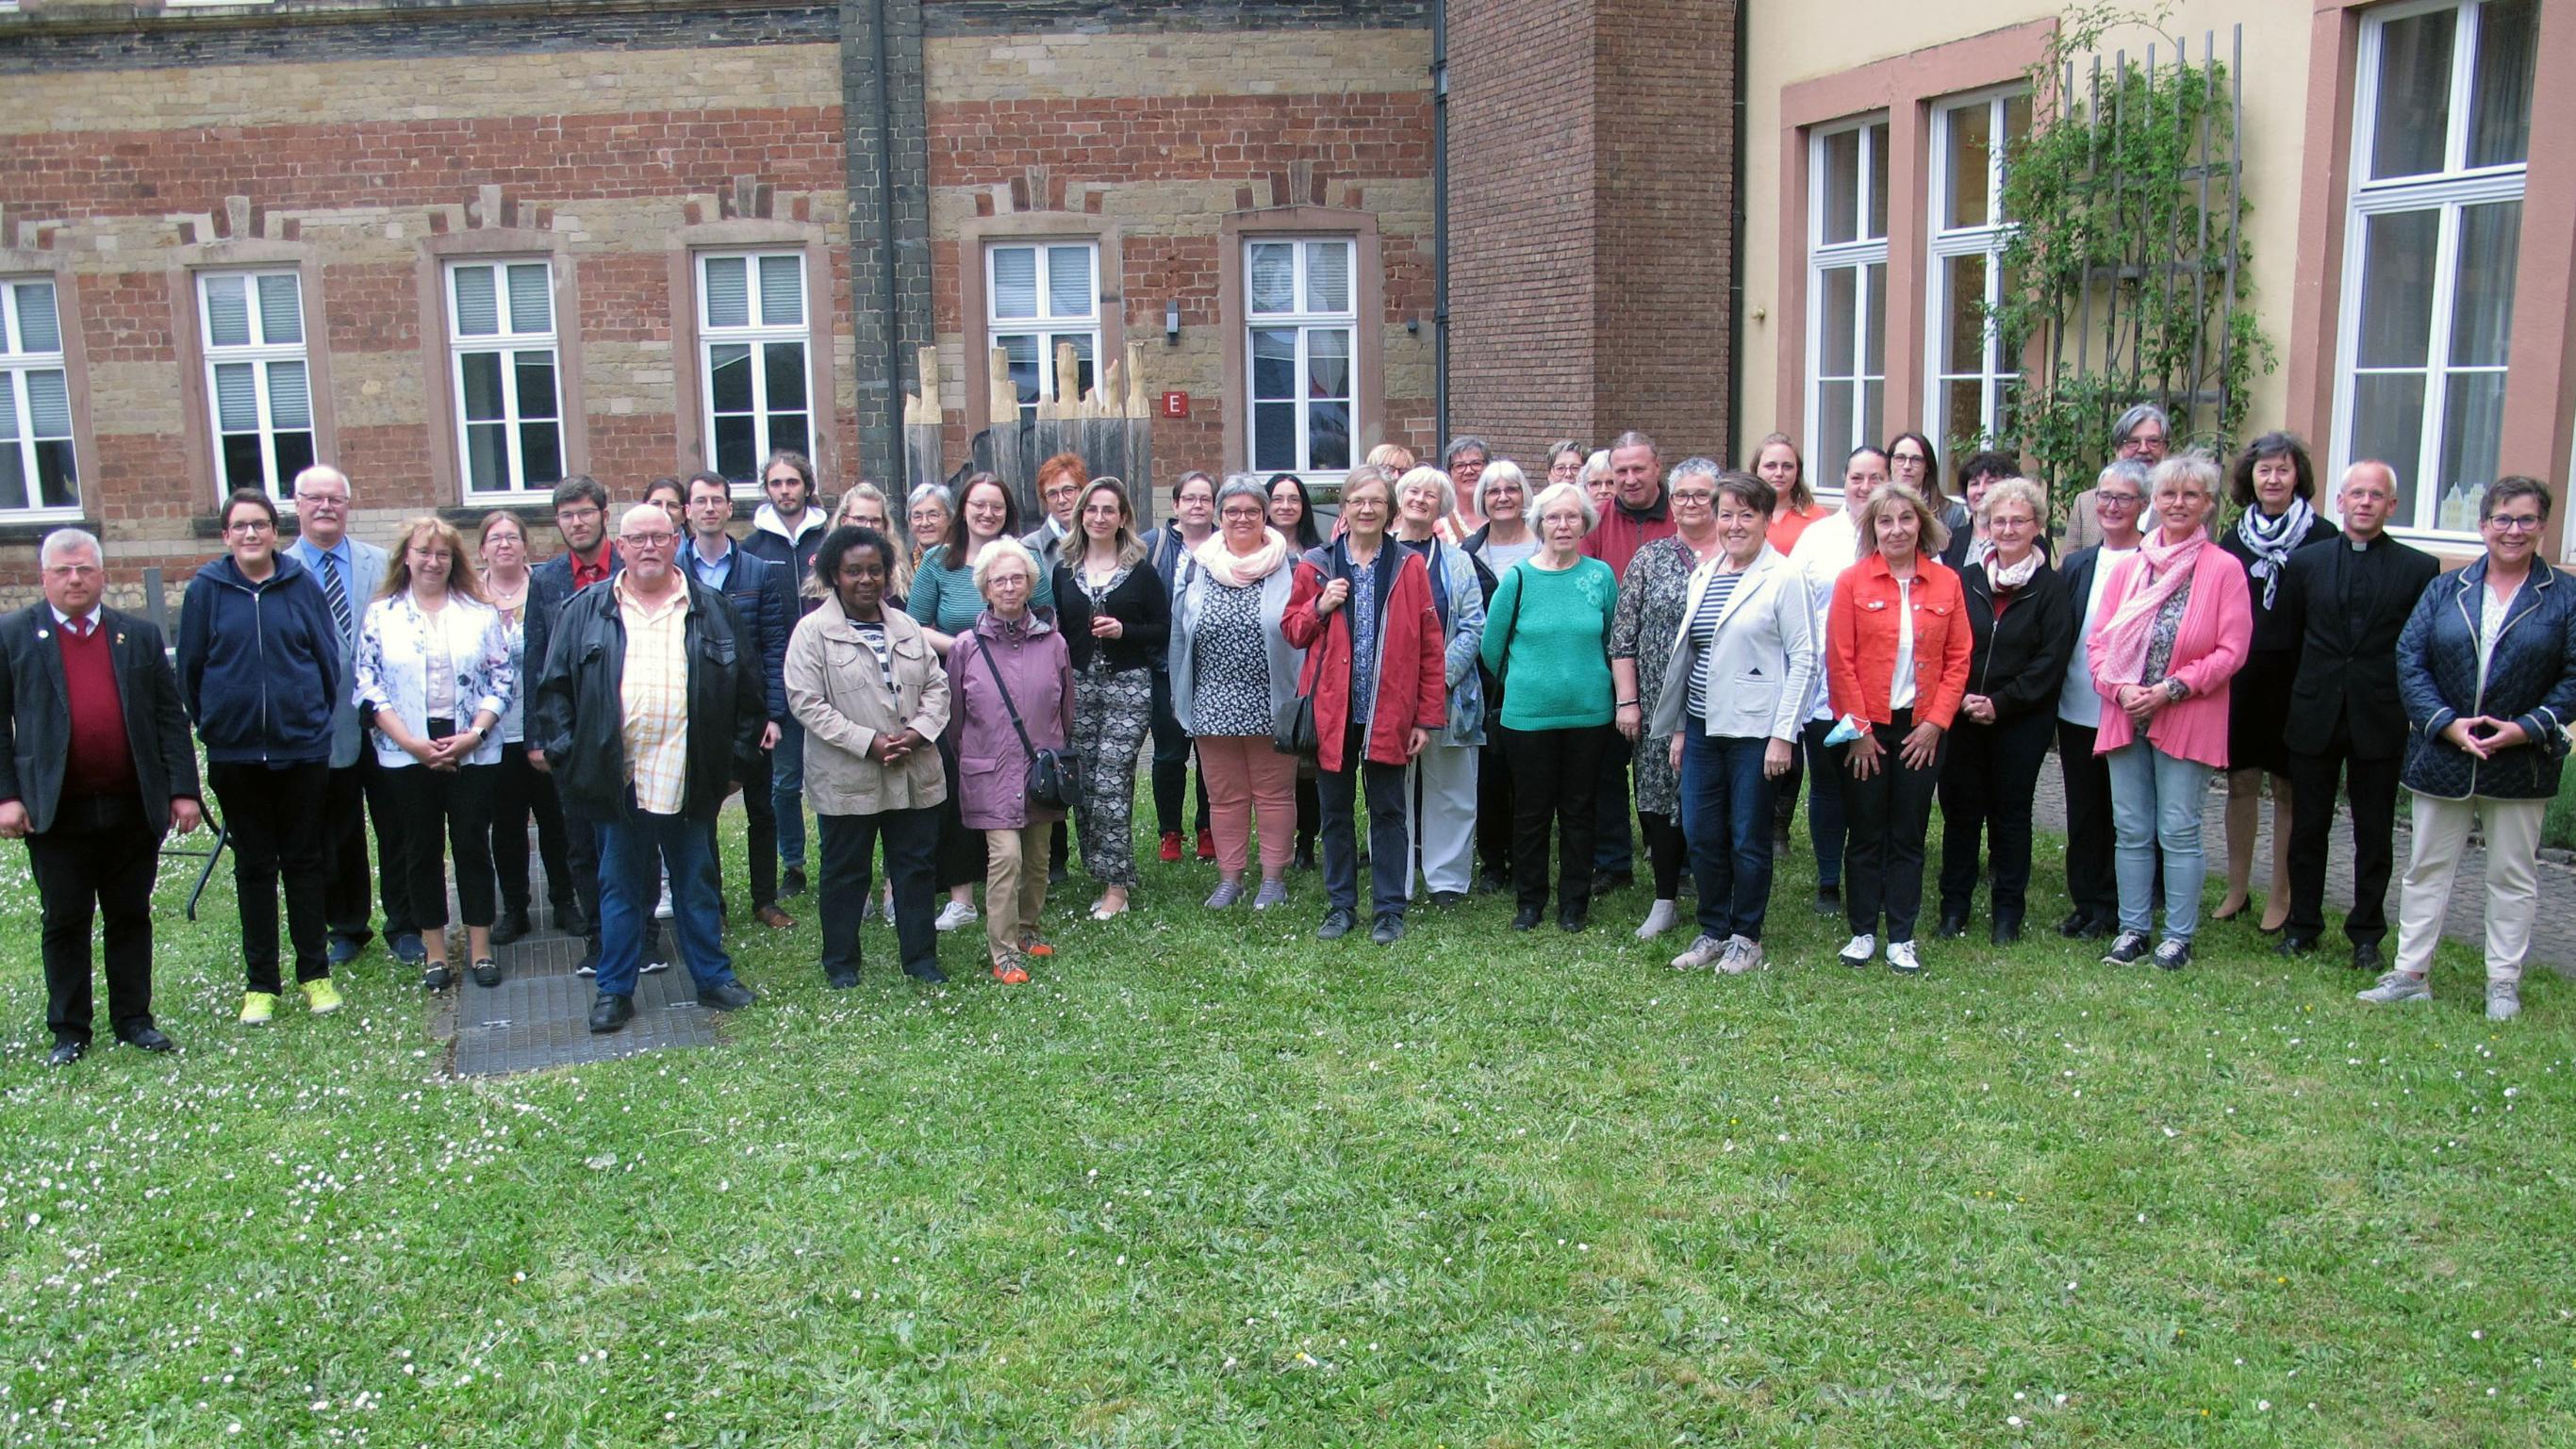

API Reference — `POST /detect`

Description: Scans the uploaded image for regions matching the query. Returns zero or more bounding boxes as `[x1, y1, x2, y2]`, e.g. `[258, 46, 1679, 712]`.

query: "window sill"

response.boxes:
[0, 515, 98, 543]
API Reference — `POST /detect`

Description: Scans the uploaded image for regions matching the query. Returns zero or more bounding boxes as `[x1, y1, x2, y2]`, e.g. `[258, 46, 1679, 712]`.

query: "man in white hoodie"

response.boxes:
[740, 450, 829, 897]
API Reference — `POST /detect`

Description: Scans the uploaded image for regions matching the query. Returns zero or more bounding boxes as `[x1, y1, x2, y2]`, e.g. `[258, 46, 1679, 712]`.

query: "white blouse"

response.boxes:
[355, 591, 516, 769]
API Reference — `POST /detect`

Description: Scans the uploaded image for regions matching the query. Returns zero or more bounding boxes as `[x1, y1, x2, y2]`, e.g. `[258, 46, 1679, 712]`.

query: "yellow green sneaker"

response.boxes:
[301, 979, 346, 1015]
[239, 991, 279, 1026]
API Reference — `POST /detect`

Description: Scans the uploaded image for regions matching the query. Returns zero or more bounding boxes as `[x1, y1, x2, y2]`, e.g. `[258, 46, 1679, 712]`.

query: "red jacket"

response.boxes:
[1826, 553, 1973, 732]
[1283, 541, 1446, 772]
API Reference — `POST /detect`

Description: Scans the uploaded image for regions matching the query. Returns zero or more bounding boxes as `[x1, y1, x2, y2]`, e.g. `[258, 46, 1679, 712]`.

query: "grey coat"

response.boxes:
[1167, 560, 1303, 735]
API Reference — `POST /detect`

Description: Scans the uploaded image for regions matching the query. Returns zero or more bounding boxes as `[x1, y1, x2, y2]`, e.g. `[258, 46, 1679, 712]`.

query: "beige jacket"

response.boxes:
[784, 595, 950, 815]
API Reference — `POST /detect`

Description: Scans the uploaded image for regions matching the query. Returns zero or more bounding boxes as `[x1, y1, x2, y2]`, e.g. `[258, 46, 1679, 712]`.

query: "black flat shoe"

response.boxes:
[2056, 911, 2092, 939]
[587, 993, 635, 1033]
[1811, 884, 1841, 916]
[1558, 907, 1589, 933]
[1990, 918, 2022, 947]
[904, 963, 949, 985]
[490, 908, 533, 947]
[699, 980, 758, 1012]
[118, 1027, 175, 1053]
[1511, 905, 1543, 931]
[1371, 914, 1405, 946]
[471, 957, 505, 988]
[1936, 912, 1970, 940]
[825, 971, 860, 990]
[47, 1039, 85, 1067]
[1317, 908, 1357, 941]
[2351, 941, 2385, 973]
[2276, 934, 2319, 958]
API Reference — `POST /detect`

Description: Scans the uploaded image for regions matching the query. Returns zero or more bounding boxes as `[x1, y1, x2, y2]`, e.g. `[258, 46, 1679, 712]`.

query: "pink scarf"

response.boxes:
[2093, 530, 2205, 687]
[1195, 527, 1290, 587]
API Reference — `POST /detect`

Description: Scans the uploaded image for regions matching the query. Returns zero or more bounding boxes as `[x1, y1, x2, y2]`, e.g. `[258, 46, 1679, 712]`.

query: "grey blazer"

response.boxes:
[290, 534, 388, 769]
[1648, 546, 1815, 746]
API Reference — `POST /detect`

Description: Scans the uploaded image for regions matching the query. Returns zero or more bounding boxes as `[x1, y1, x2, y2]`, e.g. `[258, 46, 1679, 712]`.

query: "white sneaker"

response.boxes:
[2357, 969, 2432, 1006]
[1886, 939, 1921, 974]
[2487, 980, 2521, 1022]
[933, 899, 979, 933]
[1634, 898, 1679, 942]
[1719, 936, 1764, 975]
[653, 873, 674, 921]
[1669, 933, 1726, 971]
[1838, 933, 1875, 967]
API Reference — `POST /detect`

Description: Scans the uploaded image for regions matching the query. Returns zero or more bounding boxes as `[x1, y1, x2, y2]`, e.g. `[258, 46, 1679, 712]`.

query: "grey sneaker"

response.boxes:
[2151, 938, 2192, 972]
[2486, 980, 2521, 1022]
[1670, 934, 1727, 971]
[1838, 933, 1875, 967]
[1249, 878, 1290, 911]
[2102, 930, 2151, 965]
[2357, 969, 2433, 1006]
[1721, 936, 1764, 975]
[1205, 879, 1246, 910]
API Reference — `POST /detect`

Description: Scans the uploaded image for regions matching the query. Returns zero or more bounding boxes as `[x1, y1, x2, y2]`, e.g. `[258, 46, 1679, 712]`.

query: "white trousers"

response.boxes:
[1408, 741, 1480, 896]
[2394, 792, 2544, 983]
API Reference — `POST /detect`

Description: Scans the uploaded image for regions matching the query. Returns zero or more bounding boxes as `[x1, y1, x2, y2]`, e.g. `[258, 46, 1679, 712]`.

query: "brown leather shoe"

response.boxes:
[754, 904, 797, 930]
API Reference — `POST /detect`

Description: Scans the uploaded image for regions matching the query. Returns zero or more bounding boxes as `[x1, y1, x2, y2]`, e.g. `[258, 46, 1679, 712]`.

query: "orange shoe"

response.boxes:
[1019, 935, 1056, 959]
[991, 957, 1032, 985]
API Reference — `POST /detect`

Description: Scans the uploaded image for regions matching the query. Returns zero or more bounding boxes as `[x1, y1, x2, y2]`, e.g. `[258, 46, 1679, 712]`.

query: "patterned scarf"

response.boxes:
[2236, 498, 2314, 610]
[1987, 546, 2041, 592]
[2093, 530, 2206, 687]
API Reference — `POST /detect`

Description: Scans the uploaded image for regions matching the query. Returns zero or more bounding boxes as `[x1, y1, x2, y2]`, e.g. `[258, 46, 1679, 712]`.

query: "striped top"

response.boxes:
[1684, 570, 1742, 717]
[850, 617, 897, 693]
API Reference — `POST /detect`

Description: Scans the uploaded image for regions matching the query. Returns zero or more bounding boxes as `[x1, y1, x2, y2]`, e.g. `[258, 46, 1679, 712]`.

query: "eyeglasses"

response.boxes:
[2486, 515, 2546, 534]
[1671, 489, 1717, 504]
[621, 531, 678, 548]
[2095, 493, 2142, 509]
[294, 493, 348, 508]
[2116, 436, 2165, 455]
[226, 519, 276, 535]
[554, 507, 603, 525]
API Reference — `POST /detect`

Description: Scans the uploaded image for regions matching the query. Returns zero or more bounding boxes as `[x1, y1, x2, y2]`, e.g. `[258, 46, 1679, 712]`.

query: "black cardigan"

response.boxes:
[1050, 555, 1172, 672]
[1959, 557, 2074, 722]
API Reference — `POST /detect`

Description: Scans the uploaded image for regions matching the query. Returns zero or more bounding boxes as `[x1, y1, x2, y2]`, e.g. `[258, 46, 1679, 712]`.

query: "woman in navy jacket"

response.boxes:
[176, 488, 347, 1024]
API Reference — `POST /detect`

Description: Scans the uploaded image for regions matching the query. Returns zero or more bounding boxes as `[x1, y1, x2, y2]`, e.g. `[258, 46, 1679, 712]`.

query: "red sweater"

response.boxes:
[58, 617, 137, 799]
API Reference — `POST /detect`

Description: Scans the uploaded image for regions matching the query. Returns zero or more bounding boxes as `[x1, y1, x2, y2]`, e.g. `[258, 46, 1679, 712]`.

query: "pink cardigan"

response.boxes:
[2087, 541, 2253, 769]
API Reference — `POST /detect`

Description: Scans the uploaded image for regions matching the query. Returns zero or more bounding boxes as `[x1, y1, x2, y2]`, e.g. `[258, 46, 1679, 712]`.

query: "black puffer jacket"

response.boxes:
[529, 576, 764, 821]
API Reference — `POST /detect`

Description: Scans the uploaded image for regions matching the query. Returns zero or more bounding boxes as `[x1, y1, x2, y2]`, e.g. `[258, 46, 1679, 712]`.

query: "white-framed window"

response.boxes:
[1245, 238, 1356, 478]
[988, 241, 1100, 429]
[445, 259, 563, 499]
[0, 278, 79, 518]
[2333, 0, 2536, 535]
[1926, 89, 2030, 455]
[1808, 117, 1891, 477]
[197, 269, 315, 501]
[696, 250, 812, 489]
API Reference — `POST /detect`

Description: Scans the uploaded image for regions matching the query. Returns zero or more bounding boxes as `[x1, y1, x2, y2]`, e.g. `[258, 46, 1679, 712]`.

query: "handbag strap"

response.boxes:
[972, 632, 1041, 765]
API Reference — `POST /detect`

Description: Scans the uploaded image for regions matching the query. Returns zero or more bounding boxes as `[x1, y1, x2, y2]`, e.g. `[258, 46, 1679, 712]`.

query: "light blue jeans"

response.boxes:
[2105, 741, 2213, 942]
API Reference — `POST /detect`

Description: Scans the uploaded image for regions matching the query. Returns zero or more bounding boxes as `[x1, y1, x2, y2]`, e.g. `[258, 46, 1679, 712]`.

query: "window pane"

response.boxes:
[2354, 208, 2439, 369]
[991, 247, 1038, 321]
[25, 369, 69, 436]
[1866, 123, 1890, 239]
[1252, 402, 1296, 470]
[703, 256, 750, 329]
[1943, 253, 1989, 375]
[1861, 379, 1885, 450]
[764, 341, 808, 412]
[0, 447, 25, 510]
[1248, 244, 1295, 314]
[506, 263, 552, 335]
[1047, 245, 1094, 319]
[273, 431, 315, 484]
[708, 343, 752, 414]
[257, 273, 302, 346]
[759, 255, 803, 327]
[453, 265, 501, 337]
[768, 413, 810, 464]
[205, 276, 251, 349]
[266, 361, 309, 430]
[2468, 0, 2537, 169]
[213, 361, 258, 431]
[1000, 333, 1040, 406]
[1819, 266, 1858, 375]
[464, 421, 507, 493]
[2370, 8, 2454, 181]
[1818, 384, 1855, 460]
[0, 372, 14, 438]
[1308, 401, 1350, 470]
[520, 420, 563, 488]
[1051, 332, 1096, 403]
[2438, 370, 2507, 506]
[2450, 199, 2521, 369]
[1942, 378, 1985, 451]
[2349, 372, 2427, 509]
[713, 415, 756, 480]
[461, 352, 505, 422]
[222, 433, 267, 489]
[33, 438, 76, 510]
[515, 353, 558, 420]
[1862, 262, 1886, 373]
[1305, 242, 1351, 314]
[1251, 328, 1296, 401]
[1308, 328, 1351, 400]
[1945, 102, 1992, 230]
[14, 283, 58, 354]
[1820, 128, 1860, 245]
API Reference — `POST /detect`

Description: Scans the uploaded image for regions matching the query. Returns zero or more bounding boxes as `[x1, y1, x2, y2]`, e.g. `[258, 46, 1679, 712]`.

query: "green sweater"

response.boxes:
[1479, 557, 1617, 731]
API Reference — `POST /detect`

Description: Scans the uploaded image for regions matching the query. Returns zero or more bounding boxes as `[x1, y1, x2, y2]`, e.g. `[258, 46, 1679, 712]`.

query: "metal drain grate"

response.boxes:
[451, 931, 719, 1077]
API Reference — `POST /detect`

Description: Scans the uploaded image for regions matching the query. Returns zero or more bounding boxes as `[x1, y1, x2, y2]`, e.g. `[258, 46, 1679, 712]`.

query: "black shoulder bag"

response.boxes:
[973, 635, 1082, 811]
[1272, 554, 1329, 759]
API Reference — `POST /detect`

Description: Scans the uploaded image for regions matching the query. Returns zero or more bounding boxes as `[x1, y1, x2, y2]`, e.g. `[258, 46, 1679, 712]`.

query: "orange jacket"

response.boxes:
[1825, 553, 1973, 732]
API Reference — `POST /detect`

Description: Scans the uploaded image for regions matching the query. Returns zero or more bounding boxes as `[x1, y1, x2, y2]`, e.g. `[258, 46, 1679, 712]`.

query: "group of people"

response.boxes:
[8, 407, 2568, 1062]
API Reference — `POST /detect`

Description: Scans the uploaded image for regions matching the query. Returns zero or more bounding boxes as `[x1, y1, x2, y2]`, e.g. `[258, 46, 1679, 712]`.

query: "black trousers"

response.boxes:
[2056, 718, 2120, 927]
[379, 751, 501, 930]
[1640, 810, 1684, 899]
[1593, 729, 1635, 874]
[1841, 707, 1945, 941]
[1148, 667, 1210, 839]
[490, 743, 575, 916]
[1476, 738, 1515, 880]
[933, 735, 989, 892]
[326, 755, 418, 946]
[210, 759, 333, 993]
[707, 747, 781, 909]
[1937, 705, 2057, 923]
[2286, 724, 2403, 946]
[1499, 722, 1608, 914]
[28, 794, 159, 1044]
[817, 808, 942, 980]
[1318, 724, 1409, 917]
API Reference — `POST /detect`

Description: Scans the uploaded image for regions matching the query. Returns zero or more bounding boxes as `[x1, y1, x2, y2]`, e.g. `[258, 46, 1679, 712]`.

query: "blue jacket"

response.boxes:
[2397, 557, 2576, 800]
[175, 552, 343, 766]
[685, 539, 792, 720]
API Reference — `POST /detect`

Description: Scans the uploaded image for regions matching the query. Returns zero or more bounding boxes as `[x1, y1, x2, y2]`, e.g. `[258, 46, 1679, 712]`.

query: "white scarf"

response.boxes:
[1194, 527, 1290, 588]
[1987, 547, 2041, 591]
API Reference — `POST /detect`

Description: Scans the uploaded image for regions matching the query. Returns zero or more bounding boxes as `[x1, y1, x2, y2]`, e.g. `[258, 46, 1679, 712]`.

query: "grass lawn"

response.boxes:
[0, 806, 2569, 1447]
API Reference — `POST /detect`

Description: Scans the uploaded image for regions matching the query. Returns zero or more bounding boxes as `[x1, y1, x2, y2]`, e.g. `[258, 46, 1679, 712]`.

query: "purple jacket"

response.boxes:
[945, 608, 1076, 830]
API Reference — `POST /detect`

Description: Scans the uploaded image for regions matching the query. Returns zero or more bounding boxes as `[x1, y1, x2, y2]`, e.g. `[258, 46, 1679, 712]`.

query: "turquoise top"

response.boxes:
[906, 544, 984, 636]
[1479, 556, 1617, 731]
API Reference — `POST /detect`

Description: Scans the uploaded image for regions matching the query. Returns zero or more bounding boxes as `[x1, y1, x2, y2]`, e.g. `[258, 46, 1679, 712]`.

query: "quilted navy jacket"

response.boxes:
[2396, 557, 2576, 800]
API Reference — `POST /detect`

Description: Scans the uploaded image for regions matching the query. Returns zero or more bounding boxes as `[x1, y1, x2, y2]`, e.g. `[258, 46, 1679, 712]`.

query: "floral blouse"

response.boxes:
[355, 591, 516, 769]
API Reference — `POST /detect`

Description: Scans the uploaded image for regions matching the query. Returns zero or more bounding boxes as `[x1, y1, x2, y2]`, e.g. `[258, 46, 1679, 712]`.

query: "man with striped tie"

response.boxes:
[286, 465, 415, 967]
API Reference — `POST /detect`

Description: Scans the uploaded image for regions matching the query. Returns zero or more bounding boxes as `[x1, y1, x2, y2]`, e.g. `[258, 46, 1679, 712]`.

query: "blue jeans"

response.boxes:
[1320, 731, 1410, 918]
[2105, 741, 2214, 942]
[596, 795, 737, 998]
[770, 716, 807, 871]
[1800, 716, 1848, 887]
[1680, 731, 1778, 942]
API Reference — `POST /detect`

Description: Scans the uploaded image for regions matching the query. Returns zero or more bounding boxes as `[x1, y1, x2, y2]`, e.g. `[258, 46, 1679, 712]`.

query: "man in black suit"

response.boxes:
[2275, 461, 2441, 970]
[0, 529, 204, 1064]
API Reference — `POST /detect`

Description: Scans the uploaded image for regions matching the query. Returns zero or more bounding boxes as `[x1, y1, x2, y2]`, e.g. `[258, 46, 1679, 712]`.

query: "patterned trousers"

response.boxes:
[1072, 661, 1155, 888]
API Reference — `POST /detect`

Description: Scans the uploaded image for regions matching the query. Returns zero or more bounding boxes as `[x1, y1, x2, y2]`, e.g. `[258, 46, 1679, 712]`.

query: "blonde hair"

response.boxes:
[1366, 442, 1417, 472]
[1858, 482, 1951, 559]
[379, 515, 487, 604]
[1976, 477, 2049, 526]
[831, 482, 912, 601]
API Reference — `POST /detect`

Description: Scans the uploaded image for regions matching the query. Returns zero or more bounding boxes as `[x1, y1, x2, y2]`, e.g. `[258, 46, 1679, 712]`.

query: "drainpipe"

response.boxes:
[1431, 0, 1450, 450]
[1726, 0, 1747, 463]
[873, 0, 904, 480]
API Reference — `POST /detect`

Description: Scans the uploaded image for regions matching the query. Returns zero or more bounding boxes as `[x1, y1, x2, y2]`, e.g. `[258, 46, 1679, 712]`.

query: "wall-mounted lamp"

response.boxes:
[1406, 313, 1422, 336]
[1165, 300, 1181, 343]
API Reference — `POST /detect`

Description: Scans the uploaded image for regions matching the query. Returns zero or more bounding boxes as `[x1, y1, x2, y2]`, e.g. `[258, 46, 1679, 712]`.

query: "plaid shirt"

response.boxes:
[615, 575, 693, 815]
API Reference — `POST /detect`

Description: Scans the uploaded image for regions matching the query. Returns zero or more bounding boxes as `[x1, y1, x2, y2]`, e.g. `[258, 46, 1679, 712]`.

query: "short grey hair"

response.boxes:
[291, 463, 351, 498]
[1214, 474, 1273, 517]
[2112, 403, 2171, 448]
[1529, 480, 1598, 534]
[1395, 465, 1455, 517]
[2094, 457, 2152, 493]
[1478, 458, 1529, 513]
[905, 482, 952, 516]
[1580, 450, 1613, 485]
[1666, 456, 1724, 493]
[1977, 477, 2049, 524]
[40, 527, 102, 568]
[1444, 436, 1491, 469]
[970, 535, 1040, 597]
[1608, 429, 1659, 458]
